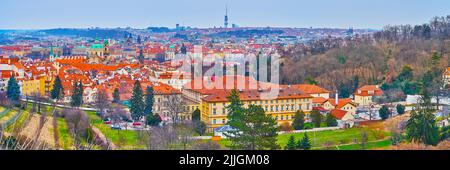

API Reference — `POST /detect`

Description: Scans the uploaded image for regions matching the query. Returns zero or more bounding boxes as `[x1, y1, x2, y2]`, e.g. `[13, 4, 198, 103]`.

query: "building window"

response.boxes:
[212, 119, 216, 124]
[212, 108, 217, 115]
[222, 119, 226, 124]
[281, 115, 284, 120]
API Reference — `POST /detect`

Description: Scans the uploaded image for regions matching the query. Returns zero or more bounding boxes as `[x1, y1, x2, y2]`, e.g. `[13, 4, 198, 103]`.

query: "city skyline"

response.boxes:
[1, 0, 450, 30]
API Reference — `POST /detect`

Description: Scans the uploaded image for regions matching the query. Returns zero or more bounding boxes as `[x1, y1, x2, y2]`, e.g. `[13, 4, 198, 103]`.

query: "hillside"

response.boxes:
[279, 15, 450, 97]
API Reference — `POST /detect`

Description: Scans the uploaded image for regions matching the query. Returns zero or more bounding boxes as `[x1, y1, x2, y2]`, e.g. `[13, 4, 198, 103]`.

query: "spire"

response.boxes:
[224, 5, 229, 28]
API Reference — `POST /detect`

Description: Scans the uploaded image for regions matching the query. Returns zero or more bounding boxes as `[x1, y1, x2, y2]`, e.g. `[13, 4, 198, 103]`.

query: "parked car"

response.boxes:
[111, 124, 122, 130]
[103, 118, 111, 124]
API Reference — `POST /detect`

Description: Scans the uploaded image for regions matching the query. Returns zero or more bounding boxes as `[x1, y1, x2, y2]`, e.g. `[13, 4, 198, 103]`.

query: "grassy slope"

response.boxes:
[85, 111, 143, 149]
[57, 118, 73, 150]
[219, 128, 391, 149]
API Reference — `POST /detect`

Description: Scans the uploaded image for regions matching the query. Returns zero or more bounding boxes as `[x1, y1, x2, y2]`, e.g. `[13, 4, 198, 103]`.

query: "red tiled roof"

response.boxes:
[355, 85, 383, 96]
[330, 109, 348, 120]
[184, 75, 277, 95]
[202, 87, 313, 102]
[286, 84, 331, 94]
[312, 97, 327, 104]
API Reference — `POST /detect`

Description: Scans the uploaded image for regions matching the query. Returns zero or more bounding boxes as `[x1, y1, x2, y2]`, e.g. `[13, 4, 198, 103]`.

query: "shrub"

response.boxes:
[279, 122, 293, 132]
[303, 123, 314, 130]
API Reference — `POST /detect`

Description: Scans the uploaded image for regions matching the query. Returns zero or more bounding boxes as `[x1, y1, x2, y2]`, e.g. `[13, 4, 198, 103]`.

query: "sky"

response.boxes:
[0, 0, 449, 29]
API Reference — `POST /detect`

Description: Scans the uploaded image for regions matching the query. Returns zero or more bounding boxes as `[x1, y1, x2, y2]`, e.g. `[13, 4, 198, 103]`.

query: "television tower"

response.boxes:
[224, 5, 229, 28]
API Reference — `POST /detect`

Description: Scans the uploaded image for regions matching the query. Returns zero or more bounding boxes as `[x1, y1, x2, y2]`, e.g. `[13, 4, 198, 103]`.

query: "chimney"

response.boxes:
[335, 90, 339, 105]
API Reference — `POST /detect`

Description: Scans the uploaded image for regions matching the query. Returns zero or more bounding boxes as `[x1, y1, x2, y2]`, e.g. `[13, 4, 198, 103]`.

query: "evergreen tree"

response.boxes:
[144, 86, 154, 116]
[225, 90, 279, 150]
[405, 76, 440, 146]
[6, 74, 20, 103]
[299, 133, 312, 150]
[405, 109, 440, 146]
[70, 81, 83, 107]
[146, 113, 162, 126]
[192, 108, 201, 122]
[292, 110, 305, 130]
[310, 110, 322, 128]
[130, 80, 145, 122]
[379, 105, 391, 120]
[285, 135, 297, 150]
[396, 104, 406, 115]
[112, 88, 120, 103]
[224, 89, 245, 148]
[50, 76, 64, 100]
[325, 113, 338, 127]
[194, 121, 207, 136]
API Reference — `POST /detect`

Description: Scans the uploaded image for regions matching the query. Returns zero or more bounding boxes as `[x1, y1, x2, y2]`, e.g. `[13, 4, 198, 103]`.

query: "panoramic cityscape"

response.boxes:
[0, 0, 449, 153]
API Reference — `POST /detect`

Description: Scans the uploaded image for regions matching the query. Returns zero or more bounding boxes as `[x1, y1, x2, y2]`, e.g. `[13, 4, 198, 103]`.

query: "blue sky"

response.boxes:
[0, 0, 449, 29]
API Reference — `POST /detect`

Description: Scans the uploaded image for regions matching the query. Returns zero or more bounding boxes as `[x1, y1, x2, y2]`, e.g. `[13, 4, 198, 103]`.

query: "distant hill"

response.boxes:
[39, 28, 129, 39]
[210, 29, 284, 38]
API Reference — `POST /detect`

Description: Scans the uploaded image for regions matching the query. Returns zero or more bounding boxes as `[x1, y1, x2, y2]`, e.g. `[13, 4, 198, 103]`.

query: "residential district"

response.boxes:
[0, 25, 449, 150]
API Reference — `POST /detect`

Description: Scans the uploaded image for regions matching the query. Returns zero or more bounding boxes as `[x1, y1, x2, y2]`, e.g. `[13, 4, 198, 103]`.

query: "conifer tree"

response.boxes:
[6, 74, 20, 104]
[130, 80, 145, 122]
[285, 135, 297, 150]
[225, 89, 279, 150]
[144, 86, 154, 116]
[292, 110, 305, 130]
[298, 133, 311, 150]
[70, 81, 83, 107]
[51, 76, 64, 100]
[310, 110, 322, 128]
[112, 88, 120, 103]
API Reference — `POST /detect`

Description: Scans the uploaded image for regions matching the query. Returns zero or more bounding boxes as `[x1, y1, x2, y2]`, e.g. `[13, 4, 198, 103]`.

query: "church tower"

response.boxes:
[104, 39, 110, 56]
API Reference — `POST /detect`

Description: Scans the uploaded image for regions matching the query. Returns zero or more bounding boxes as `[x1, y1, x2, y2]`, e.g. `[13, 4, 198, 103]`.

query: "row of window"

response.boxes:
[211, 104, 310, 115]
[210, 114, 311, 125]
[212, 99, 311, 107]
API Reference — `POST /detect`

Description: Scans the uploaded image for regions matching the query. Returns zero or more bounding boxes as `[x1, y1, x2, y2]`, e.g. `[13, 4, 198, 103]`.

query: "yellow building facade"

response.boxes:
[200, 90, 314, 132]
[21, 75, 54, 97]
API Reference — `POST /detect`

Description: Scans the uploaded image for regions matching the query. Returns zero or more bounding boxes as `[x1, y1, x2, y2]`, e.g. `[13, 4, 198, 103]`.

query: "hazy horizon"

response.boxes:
[1, 0, 449, 30]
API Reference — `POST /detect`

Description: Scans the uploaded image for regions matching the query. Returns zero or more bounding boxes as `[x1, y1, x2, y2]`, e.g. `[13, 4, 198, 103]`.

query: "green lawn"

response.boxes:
[219, 128, 391, 150]
[335, 140, 392, 150]
[278, 128, 390, 148]
[85, 111, 144, 149]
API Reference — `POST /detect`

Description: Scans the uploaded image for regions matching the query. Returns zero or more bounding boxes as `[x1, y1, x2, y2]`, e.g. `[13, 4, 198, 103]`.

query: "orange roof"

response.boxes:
[330, 109, 348, 120]
[312, 97, 328, 104]
[326, 98, 356, 109]
[153, 83, 181, 95]
[287, 84, 331, 94]
[355, 85, 383, 96]
[184, 75, 277, 95]
[202, 87, 313, 102]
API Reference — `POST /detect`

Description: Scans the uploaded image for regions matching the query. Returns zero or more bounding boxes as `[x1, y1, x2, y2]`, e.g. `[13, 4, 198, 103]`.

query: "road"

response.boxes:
[21, 99, 97, 111]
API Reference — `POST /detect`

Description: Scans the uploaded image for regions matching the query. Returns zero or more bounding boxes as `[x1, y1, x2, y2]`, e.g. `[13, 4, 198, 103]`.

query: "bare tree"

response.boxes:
[94, 90, 110, 117]
[0, 92, 10, 108]
[62, 108, 90, 148]
[164, 94, 186, 125]
[191, 140, 222, 150]
[145, 125, 178, 150]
